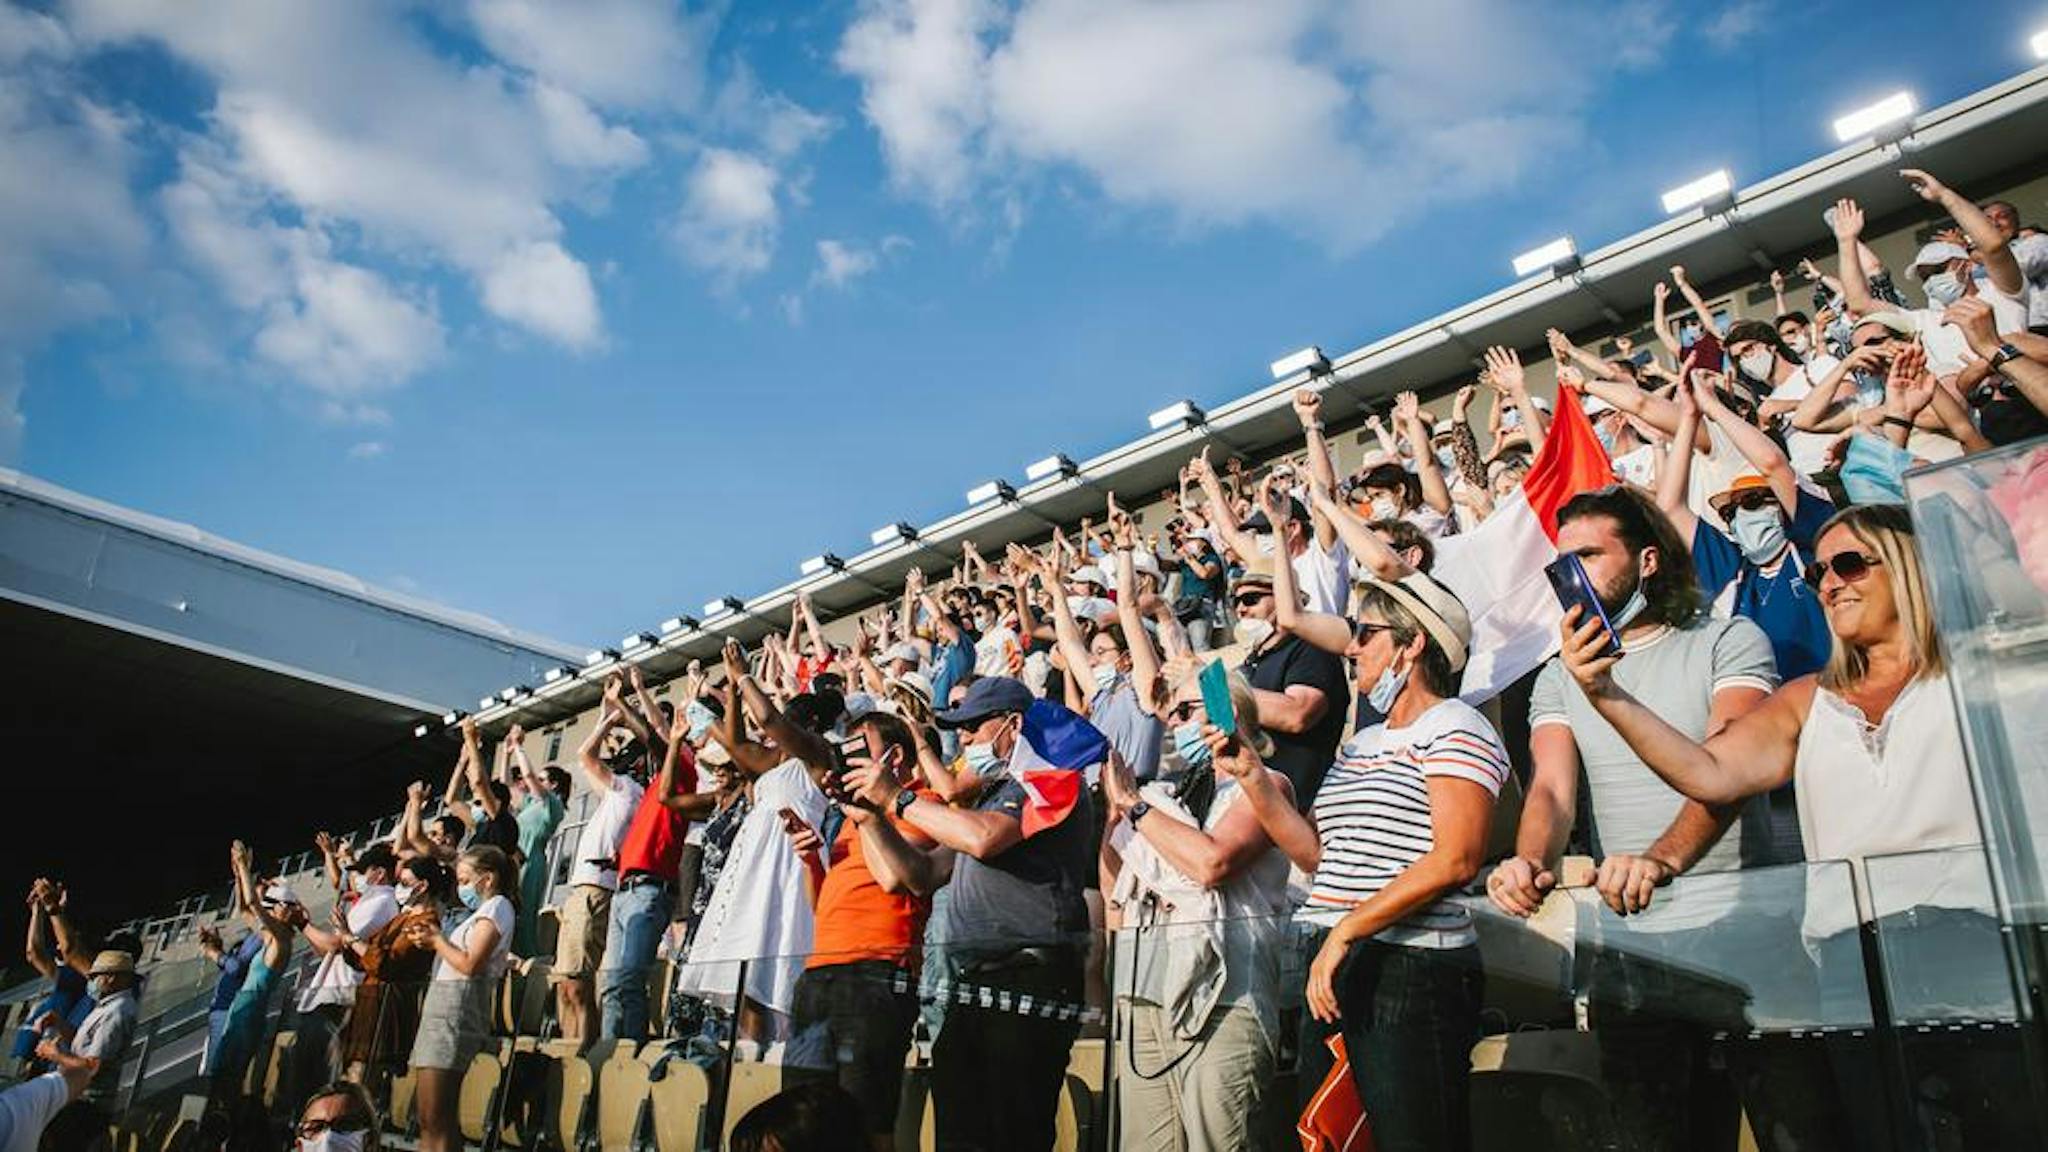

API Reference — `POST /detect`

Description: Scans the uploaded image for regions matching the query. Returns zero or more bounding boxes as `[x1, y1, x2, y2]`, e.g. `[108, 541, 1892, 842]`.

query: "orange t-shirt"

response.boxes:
[807, 794, 937, 971]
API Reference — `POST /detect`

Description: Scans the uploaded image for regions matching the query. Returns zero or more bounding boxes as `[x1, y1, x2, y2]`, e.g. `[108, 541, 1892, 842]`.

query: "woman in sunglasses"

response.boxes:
[1561, 503, 2001, 1145]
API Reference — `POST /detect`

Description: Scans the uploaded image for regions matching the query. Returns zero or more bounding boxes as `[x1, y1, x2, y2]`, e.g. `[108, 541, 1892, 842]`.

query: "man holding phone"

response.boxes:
[1489, 485, 1779, 1148]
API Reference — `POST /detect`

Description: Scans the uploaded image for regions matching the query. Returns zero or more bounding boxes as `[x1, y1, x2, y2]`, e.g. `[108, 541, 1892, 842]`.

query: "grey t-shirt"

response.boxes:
[1090, 676, 1163, 783]
[1530, 615, 1779, 880]
[941, 774, 1094, 963]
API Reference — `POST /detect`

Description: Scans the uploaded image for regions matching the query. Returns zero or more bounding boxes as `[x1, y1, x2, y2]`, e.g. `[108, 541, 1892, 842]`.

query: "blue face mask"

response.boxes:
[1366, 660, 1410, 713]
[456, 883, 479, 910]
[961, 741, 1001, 778]
[1840, 433, 1913, 505]
[1728, 506, 1789, 565]
[1609, 557, 1650, 631]
[1172, 721, 1212, 771]
[684, 701, 717, 742]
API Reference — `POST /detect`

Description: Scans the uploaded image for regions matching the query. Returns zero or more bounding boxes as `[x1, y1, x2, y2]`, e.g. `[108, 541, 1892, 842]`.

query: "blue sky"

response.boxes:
[7, 0, 2047, 646]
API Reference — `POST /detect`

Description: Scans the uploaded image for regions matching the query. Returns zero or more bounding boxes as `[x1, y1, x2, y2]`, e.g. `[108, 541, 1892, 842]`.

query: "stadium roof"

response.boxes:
[451, 60, 2048, 731]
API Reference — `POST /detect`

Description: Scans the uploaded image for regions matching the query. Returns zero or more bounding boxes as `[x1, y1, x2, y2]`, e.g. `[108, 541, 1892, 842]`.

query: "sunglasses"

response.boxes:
[1803, 551, 1882, 588]
[1166, 701, 1201, 725]
[1352, 619, 1395, 642]
[1717, 489, 1778, 521]
[1232, 590, 1271, 608]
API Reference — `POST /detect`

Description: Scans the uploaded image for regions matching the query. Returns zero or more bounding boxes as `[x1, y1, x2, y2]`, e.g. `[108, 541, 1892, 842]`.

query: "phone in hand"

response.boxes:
[1198, 658, 1237, 736]
[778, 806, 806, 834]
[1544, 553, 1624, 660]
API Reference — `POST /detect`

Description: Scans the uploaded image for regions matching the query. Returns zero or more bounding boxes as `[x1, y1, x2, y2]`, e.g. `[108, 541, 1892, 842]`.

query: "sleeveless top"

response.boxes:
[1794, 676, 1988, 939]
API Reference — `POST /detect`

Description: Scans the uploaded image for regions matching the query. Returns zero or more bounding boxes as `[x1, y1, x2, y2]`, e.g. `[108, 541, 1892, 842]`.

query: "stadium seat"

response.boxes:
[536, 906, 560, 959]
[718, 1060, 782, 1147]
[646, 1062, 710, 1152]
[511, 959, 554, 1038]
[458, 1048, 508, 1148]
[1468, 1030, 1614, 1151]
[543, 1047, 597, 1152]
[593, 1043, 652, 1152]
[159, 1117, 198, 1152]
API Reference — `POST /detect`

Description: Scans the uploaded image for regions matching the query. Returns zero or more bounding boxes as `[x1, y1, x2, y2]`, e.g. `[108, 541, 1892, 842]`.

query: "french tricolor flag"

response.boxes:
[1432, 382, 1616, 703]
[1007, 699, 1109, 838]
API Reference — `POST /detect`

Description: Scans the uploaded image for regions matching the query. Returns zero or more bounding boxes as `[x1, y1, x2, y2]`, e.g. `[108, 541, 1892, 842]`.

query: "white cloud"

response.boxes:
[467, 0, 713, 110]
[839, 0, 1675, 248]
[1702, 0, 1765, 51]
[65, 0, 628, 354]
[814, 239, 879, 288]
[347, 439, 388, 459]
[253, 254, 444, 394]
[0, 4, 72, 65]
[673, 147, 781, 279]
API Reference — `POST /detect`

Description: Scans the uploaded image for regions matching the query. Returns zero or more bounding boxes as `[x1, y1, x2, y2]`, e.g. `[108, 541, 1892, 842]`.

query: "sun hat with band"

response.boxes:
[1708, 473, 1779, 520]
[88, 950, 137, 978]
[1360, 571, 1473, 674]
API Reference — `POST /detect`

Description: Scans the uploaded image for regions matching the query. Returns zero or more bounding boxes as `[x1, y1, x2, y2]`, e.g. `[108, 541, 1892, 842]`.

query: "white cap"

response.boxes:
[1908, 241, 1969, 279]
[1128, 549, 1161, 579]
[1067, 565, 1106, 589]
[1581, 394, 1615, 417]
[879, 641, 921, 668]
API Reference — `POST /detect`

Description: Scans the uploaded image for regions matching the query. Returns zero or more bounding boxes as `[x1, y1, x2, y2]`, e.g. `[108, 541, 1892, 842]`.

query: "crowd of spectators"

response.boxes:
[6, 164, 2047, 1152]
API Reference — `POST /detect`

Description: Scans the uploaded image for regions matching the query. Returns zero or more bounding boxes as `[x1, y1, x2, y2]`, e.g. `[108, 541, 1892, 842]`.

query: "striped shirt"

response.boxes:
[1306, 698, 1510, 948]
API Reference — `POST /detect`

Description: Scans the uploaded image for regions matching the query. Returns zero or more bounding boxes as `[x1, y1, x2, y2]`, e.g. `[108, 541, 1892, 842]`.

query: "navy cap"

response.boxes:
[934, 676, 1035, 729]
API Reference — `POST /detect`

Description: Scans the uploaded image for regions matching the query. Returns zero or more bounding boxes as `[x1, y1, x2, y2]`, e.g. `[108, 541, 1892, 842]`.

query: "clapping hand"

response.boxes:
[1482, 346, 1527, 396]
[1830, 198, 1864, 241]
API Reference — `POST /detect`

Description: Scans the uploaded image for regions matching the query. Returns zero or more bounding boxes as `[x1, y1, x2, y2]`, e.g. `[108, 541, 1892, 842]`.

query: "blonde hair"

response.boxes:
[1166, 659, 1275, 759]
[1817, 504, 1946, 691]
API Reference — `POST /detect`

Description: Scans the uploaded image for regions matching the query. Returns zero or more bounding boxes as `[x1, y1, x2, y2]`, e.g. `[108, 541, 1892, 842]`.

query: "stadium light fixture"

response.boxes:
[702, 597, 735, 619]
[1512, 236, 1578, 278]
[621, 632, 656, 653]
[1269, 346, 1332, 381]
[441, 710, 465, 727]
[1149, 400, 1203, 430]
[659, 615, 699, 635]
[2032, 28, 2048, 59]
[1026, 453, 1076, 481]
[542, 664, 574, 684]
[584, 647, 619, 667]
[1661, 169, 1734, 215]
[414, 722, 431, 738]
[478, 695, 500, 711]
[799, 555, 830, 576]
[966, 480, 1003, 505]
[1832, 91, 1915, 144]
[872, 522, 917, 547]
[499, 686, 531, 703]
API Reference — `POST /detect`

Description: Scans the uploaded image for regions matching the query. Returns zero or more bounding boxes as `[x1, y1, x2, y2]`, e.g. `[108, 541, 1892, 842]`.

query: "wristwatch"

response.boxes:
[1128, 800, 1153, 825]
[1990, 343, 2023, 371]
[891, 789, 917, 819]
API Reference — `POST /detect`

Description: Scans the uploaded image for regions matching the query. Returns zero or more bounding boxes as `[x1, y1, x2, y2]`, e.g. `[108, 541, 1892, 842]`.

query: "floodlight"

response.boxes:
[800, 555, 830, 576]
[1832, 92, 1915, 143]
[441, 710, 464, 726]
[1148, 400, 1203, 430]
[1026, 453, 1076, 481]
[703, 597, 734, 619]
[2031, 28, 2047, 59]
[872, 522, 916, 547]
[1270, 346, 1331, 381]
[413, 723, 431, 738]
[966, 480, 1003, 505]
[584, 648, 619, 667]
[479, 695, 499, 711]
[1661, 170, 1733, 214]
[1512, 236, 1577, 277]
[542, 665, 573, 684]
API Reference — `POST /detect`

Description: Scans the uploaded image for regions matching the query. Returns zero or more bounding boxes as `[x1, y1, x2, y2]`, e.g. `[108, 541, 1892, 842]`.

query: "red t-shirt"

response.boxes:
[618, 743, 698, 881]
[807, 792, 937, 971]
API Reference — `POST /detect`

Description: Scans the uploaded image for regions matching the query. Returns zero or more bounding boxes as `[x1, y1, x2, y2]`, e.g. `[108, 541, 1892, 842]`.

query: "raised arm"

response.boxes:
[1446, 384, 1489, 491]
[725, 640, 821, 778]
[398, 780, 435, 858]
[1831, 199, 1878, 317]
[1652, 281, 1681, 356]
[1694, 370, 1798, 509]
[1657, 382, 1702, 545]
[461, 717, 502, 821]
[24, 889, 56, 979]
[1111, 541, 1165, 716]
[1948, 296, 2048, 419]
[1668, 265, 1723, 336]
[1902, 169, 2023, 298]
[1548, 329, 1634, 384]
[315, 831, 343, 900]
[1393, 391, 1452, 515]
[440, 738, 473, 829]
[1262, 478, 1354, 658]
[1022, 542, 1096, 708]
[606, 672, 657, 751]
[1484, 347, 1547, 457]
[575, 705, 621, 791]
[1292, 388, 1342, 549]
[1188, 449, 1258, 562]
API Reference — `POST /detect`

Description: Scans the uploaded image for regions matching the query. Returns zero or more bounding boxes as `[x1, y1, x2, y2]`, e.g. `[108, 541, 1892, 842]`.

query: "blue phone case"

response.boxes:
[1199, 658, 1237, 735]
[1544, 553, 1624, 658]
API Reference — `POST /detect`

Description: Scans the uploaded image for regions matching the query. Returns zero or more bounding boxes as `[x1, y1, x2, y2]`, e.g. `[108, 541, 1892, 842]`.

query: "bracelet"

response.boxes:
[1881, 414, 1915, 430]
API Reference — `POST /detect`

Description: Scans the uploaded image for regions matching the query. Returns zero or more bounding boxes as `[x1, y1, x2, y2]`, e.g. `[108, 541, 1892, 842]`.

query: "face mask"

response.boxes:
[1366, 659, 1410, 713]
[398, 885, 424, 908]
[91, 977, 114, 999]
[1435, 447, 1457, 473]
[1785, 332, 1810, 355]
[1092, 664, 1119, 693]
[1369, 496, 1398, 521]
[469, 803, 487, 825]
[1609, 557, 1650, 631]
[1679, 326, 1700, 350]
[961, 741, 1002, 778]
[1738, 349, 1776, 380]
[1728, 507, 1789, 565]
[1236, 617, 1274, 649]
[1502, 407, 1523, 430]
[456, 883, 479, 910]
[1172, 721, 1213, 772]
[684, 701, 717, 742]
[300, 1128, 366, 1152]
[1923, 270, 1965, 307]
[973, 612, 993, 631]
[1840, 433, 1913, 505]
[1594, 423, 1618, 454]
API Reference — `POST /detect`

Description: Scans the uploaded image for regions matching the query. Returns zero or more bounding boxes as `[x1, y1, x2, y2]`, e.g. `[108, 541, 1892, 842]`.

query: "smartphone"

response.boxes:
[1198, 658, 1237, 736]
[1544, 554, 1624, 660]
[778, 806, 806, 833]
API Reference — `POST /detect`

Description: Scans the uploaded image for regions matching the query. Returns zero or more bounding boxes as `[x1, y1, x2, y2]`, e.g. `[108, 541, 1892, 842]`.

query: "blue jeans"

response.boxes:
[597, 880, 673, 1041]
[1335, 939, 1483, 1152]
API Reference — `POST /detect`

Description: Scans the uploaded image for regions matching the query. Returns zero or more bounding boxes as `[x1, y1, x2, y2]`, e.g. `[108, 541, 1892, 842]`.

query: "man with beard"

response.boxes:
[1484, 485, 1782, 1151]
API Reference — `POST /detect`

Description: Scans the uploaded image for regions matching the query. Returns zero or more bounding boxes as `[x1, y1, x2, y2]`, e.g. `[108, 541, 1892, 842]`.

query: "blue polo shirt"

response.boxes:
[1692, 488, 1836, 682]
[209, 932, 264, 1013]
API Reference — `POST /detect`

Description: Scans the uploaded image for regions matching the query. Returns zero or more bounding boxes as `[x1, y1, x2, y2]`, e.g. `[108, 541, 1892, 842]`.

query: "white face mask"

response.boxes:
[1729, 507, 1789, 565]
[1784, 332, 1810, 355]
[1369, 496, 1399, 521]
[1236, 617, 1274, 649]
[1738, 349, 1776, 380]
[300, 1128, 366, 1152]
[1091, 663, 1118, 692]
[1923, 270, 1965, 307]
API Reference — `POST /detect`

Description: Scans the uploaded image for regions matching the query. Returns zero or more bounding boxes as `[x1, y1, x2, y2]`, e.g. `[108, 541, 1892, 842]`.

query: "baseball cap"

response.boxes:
[1067, 566, 1106, 589]
[1581, 393, 1616, 417]
[1908, 240, 1969, 279]
[879, 641, 921, 668]
[934, 676, 1035, 729]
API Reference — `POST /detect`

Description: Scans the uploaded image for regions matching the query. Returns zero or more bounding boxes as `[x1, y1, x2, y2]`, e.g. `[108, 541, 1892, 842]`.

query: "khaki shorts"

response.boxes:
[551, 884, 613, 981]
